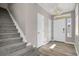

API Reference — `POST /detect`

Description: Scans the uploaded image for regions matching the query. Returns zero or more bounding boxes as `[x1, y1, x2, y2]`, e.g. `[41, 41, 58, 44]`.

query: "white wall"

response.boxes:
[0, 3, 8, 9]
[8, 3, 51, 47]
[75, 4, 79, 55]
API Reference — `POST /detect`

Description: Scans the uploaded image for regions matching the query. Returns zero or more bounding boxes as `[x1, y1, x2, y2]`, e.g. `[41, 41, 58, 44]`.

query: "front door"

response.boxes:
[53, 18, 66, 42]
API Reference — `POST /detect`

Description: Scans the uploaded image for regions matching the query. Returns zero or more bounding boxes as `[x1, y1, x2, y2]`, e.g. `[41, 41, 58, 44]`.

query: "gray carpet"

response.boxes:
[0, 7, 40, 56]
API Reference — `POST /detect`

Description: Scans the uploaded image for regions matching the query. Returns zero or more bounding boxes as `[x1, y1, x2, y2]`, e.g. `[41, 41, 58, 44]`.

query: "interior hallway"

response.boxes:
[0, 3, 78, 56]
[38, 41, 77, 56]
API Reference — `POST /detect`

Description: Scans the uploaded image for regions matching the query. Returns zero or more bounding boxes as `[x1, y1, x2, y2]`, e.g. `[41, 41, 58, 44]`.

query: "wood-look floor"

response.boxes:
[38, 41, 77, 56]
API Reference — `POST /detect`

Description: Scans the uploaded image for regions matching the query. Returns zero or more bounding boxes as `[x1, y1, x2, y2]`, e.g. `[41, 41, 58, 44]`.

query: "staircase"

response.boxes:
[0, 7, 39, 56]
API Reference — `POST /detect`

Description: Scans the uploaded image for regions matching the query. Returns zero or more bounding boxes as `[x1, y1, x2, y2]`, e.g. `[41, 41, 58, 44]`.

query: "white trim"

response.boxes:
[74, 44, 79, 56]
[7, 8, 27, 43]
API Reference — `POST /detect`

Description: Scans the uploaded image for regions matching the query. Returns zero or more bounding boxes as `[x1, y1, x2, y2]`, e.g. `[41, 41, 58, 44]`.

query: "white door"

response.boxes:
[53, 18, 66, 42]
[37, 13, 45, 47]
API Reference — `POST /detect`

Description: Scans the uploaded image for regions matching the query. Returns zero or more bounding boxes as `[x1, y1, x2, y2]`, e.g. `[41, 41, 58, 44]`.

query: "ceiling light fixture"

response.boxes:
[53, 6, 63, 16]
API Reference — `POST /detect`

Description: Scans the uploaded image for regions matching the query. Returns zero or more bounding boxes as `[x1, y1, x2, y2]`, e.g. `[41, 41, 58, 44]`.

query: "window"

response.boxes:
[67, 17, 72, 37]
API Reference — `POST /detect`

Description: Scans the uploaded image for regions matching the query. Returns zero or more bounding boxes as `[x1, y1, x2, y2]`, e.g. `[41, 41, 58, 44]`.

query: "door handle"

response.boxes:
[63, 28, 65, 32]
[38, 32, 40, 34]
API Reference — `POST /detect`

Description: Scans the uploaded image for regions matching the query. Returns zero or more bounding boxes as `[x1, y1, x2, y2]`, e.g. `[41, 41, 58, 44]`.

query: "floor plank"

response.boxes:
[39, 41, 77, 56]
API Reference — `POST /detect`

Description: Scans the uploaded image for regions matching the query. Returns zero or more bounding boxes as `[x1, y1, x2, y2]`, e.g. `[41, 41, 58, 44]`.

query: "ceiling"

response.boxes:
[38, 3, 76, 15]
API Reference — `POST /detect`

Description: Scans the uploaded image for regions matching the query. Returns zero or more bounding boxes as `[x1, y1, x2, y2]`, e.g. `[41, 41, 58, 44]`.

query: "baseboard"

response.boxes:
[7, 8, 27, 43]
[52, 40, 74, 45]
[65, 41, 74, 45]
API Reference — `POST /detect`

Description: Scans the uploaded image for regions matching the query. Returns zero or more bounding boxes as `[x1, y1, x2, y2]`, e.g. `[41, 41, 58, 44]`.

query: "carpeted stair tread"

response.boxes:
[0, 42, 25, 49]
[8, 45, 33, 56]
[0, 42, 26, 56]
[0, 37, 22, 47]
[21, 48, 35, 56]
[0, 33, 20, 39]
[22, 48, 40, 56]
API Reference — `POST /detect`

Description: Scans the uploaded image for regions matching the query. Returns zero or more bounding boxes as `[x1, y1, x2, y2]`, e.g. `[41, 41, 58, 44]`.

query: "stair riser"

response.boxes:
[0, 16, 11, 18]
[0, 19, 12, 21]
[0, 30, 18, 33]
[0, 19, 13, 22]
[0, 29, 17, 31]
[0, 24, 14, 26]
[0, 9, 8, 12]
[0, 21, 13, 23]
[0, 15, 11, 18]
[0, 22, 13, 24]
[0, 39, 22, 47]
[0, 27, 17, 30]
[0, 24, 15, 27]
[0, 22, 14, 24]
[0, 26, 16, 28]
[0, 20, 13, 21]
[0, 23, 14, 26]
[0, 18, 12, 20]
[0, 33, 20, 39]
[0, 15, 11, 17]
